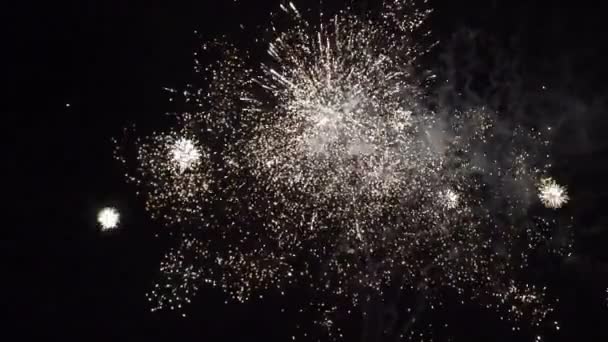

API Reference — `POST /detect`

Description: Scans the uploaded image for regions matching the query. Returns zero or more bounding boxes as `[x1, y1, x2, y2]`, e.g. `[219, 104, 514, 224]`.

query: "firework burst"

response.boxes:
[170, 137, 202, 173]
[125, 123, 212, 225]
[118, 1, 573, 340]
[538, 177, 569, 209]
[98, 207, 120, 231]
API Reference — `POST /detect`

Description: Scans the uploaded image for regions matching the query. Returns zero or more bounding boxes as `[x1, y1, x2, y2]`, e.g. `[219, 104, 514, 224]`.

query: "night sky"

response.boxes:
[7, 0, 608, 341]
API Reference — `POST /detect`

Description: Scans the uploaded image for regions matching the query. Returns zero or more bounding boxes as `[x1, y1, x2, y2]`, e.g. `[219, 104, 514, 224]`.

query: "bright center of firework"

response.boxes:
[538, 177, 569, 209]
[170, 137, 201, 172]
[98, 207, 120, 230]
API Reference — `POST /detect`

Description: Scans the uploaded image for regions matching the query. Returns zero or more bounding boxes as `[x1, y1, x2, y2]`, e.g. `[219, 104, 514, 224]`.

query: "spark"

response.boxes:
[98, 207, 120, 231]
[116, 116, 216, 226]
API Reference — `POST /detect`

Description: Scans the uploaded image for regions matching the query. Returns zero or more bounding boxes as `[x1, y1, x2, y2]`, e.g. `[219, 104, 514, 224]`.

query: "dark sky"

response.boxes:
[6, 0, 608, 341]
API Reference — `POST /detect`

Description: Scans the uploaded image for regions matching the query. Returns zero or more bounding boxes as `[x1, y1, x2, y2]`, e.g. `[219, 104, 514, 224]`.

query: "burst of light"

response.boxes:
[116, 0, 574, 340]
[170, 137, 201, 172]
[119, 126, 212, 226]
[98, 207, 120, 230]
[538, 177, 569, 209]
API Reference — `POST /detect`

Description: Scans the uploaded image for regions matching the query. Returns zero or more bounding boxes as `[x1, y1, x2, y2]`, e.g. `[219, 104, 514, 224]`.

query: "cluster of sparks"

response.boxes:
[118, 1, 573, 340]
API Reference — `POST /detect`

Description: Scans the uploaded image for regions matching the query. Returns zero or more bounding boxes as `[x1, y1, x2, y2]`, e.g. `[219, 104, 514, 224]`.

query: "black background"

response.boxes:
[6, 0, 608, 341]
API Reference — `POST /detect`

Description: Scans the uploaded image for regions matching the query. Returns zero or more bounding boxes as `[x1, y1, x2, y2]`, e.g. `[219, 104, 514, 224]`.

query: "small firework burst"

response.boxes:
[123, 127, 213, 225]
[170, 137, 201, 173]
[538, 177, 569, 209]
[98, 207, 120, 231]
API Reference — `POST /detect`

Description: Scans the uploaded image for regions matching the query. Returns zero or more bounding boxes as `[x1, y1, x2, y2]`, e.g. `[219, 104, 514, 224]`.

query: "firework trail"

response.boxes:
[118, 1, 573, 340]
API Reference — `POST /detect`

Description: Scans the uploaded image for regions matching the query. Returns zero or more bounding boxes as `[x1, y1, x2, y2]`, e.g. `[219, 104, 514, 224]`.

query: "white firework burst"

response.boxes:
[116, 0, 576, 339]
[98, 207, 120, 231]
[170, 137, 201, 173]
[538, 177, 569, 209]
[130, 131, 211, 225]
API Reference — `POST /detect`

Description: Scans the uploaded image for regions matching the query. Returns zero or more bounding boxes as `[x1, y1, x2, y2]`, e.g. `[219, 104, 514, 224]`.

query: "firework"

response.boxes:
[170, 137, 202, 173]
[98, 207, 120, 231]
[538, 177, 569, 209]
[118, 1, 574, 340]
[121, 121, 213, 226]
